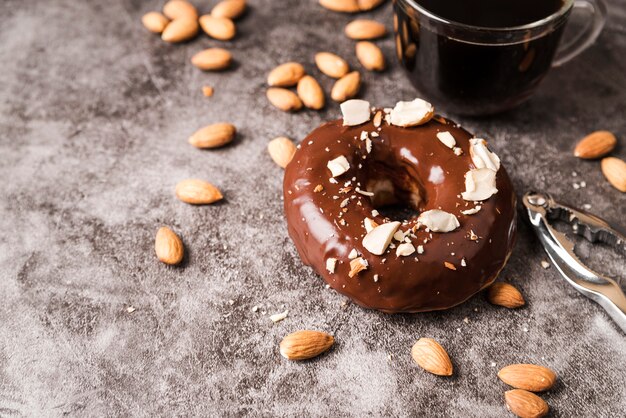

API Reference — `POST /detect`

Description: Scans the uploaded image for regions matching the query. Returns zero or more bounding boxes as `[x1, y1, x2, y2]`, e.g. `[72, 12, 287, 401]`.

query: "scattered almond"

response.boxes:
[191, 48, 232, 70]
[142, 12, 170, 34]
[498, 364, 557, 392]
[487, 282, 526, 308]
[155, 227, 184, 265]
[355, 41, 385, 71]
[358, 0, 386, 10]
[202, 85, 214, 97]
[163, 0, 198, 20]
[504, 389, 549, 418]
[315, 52, 349, 79]
[175, 179, 223, 204]
[345, 19, 387, 40]
[161, 17, 198, 42]
[279, 330, 334, 360]
[601, 157, 626, 192]
[267, 62, 306, 87]
[331, 71, 361, 102]
[199, 15, 236, 41]
[319, 0, 360, 13]
[297, 75, 325, 110]
[211, 0, 247, 19]
[266, 87, 303, 112]
[188, 123, 236, 149]
[574, 130, 616, 159]
[411, 338, 453, 376]
[268, 137, 297, 168]
[319, 0, 385, 13]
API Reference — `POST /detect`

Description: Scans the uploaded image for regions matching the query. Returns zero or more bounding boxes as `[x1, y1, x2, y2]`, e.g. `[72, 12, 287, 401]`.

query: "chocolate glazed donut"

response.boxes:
[283, 105, 516, 313]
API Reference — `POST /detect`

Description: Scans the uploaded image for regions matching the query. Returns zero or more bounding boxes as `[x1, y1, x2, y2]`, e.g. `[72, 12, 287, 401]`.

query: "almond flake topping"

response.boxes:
[363, 217, 378, 233]
[314, 184, 324, 193]
[396, 242, 416, 257]
[461, 205, 482, 215]
[453, 147, 463, 156]
[436, 131, 456, 148]
[418, 210, 460, 233]
[348, 257, 368, 277]
[389, 98, 434, 127]
[444, 262, 456, 270]
[417, 245, 424, 254]
[326, 257, 337, 273]
[462, 168, 498, 201]
[366, 138, 372, 153]
[348, 249, 358, 259]
[341, 99, 371, 126]
[362, 221, 401, 255]
[327, 155, 350, 177]
[470, 138, 500, 171]
[373, 111, 382, 127]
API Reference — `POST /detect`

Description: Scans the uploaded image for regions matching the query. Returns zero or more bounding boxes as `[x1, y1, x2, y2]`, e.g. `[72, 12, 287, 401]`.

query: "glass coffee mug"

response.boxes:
[393, 0, 607, 115]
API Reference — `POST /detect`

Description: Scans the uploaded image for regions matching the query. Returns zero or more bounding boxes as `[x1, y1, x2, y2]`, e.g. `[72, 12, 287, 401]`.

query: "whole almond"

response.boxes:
[279, 330, 334, 360]
[358, 0, 385, 10]
[163, 0, 198, 19]
[319, 0, 359, 13]
[161, 17, 199, 42]
[268, 137, 297, 168]
[155, 227, 184, 265]
[267, 62, 306, 87]
[498, 364, 557, 392]
[574, 131, 617, 159]
[191, 48, 232, 70]
[601, 157, 626, 192]
[356, 41, 385, 71]
[266, 88, 303, 112]
[199, 15, 236, 41]
[175, 179, 223, 205]
[188, 123, 236, 149]
[411, 338, 453, 376]
[331, 71, 361, 102]
[315, 52, 349, 79]
[345, 19, 387, 40]
[505, 389, 549, 418]
[297, 75, 325, 109]
[211, 0, 247, 19]
[142, 12, 170, 34]
[487, 282, 525, 308]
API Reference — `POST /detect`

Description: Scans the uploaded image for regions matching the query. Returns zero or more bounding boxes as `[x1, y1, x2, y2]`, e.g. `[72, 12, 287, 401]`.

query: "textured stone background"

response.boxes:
[0, 0, 625, 416]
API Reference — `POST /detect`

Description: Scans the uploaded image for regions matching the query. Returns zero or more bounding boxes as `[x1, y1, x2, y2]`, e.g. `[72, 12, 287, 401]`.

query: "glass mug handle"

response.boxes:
[552, 0, 608, 67]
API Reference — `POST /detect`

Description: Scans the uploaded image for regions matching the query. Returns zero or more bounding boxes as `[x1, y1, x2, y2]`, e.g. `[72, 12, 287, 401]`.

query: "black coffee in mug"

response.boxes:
[393, 0, 581, 115]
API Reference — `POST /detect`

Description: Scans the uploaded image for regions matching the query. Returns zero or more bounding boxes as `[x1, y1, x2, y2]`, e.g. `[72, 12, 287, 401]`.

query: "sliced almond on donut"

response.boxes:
[363, 218, 378, 233]
[326, 257, 337, 273]
[411, 338, 453, 376]
[396, 242, 415, 257]
[389, 98, 434, 127]
[470, 138, 500, 171]
[362, 221, 400, 255]
[462, 168, 498, 201]
[436, 131, 456, 148]
[327, 155, 350, 177]
[417, 210, 459, 233]
[341, 99, 371, 126]
[348, 257, 368, 277]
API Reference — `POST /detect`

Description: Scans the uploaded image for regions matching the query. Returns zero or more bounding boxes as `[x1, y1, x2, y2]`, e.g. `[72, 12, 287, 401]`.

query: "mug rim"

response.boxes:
[399, 0, 575, 32]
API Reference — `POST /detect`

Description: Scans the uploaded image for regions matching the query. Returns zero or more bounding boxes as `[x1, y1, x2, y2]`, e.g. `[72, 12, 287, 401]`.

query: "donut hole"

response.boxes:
[365, 161, 426, 222]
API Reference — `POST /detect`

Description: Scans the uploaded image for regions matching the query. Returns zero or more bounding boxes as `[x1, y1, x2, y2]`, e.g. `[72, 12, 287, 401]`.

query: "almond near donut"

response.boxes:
[283, 99, 516, 313]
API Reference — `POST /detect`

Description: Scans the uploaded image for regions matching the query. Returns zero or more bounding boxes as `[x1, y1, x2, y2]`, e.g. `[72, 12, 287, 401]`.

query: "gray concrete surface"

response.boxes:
[1, 0, 625, 416]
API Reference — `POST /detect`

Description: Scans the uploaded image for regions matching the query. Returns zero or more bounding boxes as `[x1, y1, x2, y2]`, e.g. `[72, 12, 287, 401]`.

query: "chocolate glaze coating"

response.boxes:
[283, 113, 516, 313]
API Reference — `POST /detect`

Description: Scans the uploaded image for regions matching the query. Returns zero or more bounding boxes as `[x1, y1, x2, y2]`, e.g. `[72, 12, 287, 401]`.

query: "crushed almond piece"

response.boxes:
[326, 257, 337, 273]
[202, 85, 214, 97]
[270, 310, 288, 323]
[444, 261, 456, 270]
[314, 184, 324, 193]
[348, 257, 368, 277]
[373, 111, 382, 127]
